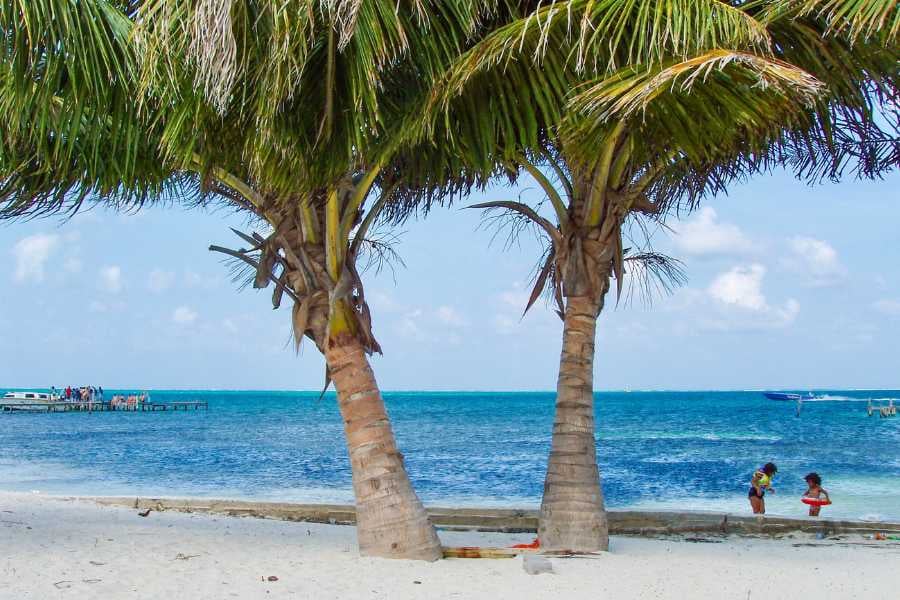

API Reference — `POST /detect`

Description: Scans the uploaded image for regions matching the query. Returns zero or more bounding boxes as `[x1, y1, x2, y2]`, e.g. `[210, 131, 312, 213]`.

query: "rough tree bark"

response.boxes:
[538, 293, 608, 552]
[325, 333, 443, 560]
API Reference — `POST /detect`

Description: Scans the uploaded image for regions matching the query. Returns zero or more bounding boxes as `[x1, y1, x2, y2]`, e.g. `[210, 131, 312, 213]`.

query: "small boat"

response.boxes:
[763, 391, 816, 402]
[1, 391, 61, 411]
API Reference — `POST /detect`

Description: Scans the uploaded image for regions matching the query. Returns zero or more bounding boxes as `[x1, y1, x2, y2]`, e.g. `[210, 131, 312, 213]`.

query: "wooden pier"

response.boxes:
[867, 399, 896, 418]
[0, 400, 208, 413]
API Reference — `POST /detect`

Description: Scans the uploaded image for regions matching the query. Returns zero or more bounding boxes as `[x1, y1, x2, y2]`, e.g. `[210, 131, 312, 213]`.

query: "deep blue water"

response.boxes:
[1, 390, 898, 520]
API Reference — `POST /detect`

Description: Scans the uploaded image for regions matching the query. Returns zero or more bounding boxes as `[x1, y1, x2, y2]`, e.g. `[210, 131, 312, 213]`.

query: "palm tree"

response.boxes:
[0, 0, 481, 560]
[420, 0, 899, 552]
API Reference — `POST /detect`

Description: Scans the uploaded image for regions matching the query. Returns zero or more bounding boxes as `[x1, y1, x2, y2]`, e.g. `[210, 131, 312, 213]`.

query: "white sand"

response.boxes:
[1, 493, 897, 600]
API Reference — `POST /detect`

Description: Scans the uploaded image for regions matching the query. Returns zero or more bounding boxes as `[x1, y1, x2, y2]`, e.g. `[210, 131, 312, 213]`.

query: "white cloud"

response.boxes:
[499, 288, 530, 310]
[391, 305, 468, 343]
[670, 207, 755, 257]
[435, 305, 466, 327]
[172, 306, 198, 325]
[397, 309, 426, 341]
[99, 265, 123, 294]
[362, 292, 472, 344]
[490, 282, 559, 336]
[873, 299, 900, 317]
[148, 268, 175, 294]
[12, 233, 59, 283]
[492, 285, 529, 335]
[784, 236, 846, 287]
[223, 318, 239, 333]
[708, 264, 768, 310]
[704, 264, 799, 330]
[368, 290, 402, 313]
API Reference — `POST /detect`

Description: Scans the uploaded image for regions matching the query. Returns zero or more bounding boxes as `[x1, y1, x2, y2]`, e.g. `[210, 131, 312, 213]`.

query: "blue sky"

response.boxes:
[1, 169, 898, 391]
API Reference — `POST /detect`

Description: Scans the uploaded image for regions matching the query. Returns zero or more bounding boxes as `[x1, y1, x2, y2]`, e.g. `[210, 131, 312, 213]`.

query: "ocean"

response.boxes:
[1, 390, 898, 521]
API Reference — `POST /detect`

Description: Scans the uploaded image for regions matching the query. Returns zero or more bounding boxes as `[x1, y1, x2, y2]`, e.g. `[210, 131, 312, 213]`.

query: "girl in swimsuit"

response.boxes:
[802, 472, 830, 517]
[749, 462, 777, 514]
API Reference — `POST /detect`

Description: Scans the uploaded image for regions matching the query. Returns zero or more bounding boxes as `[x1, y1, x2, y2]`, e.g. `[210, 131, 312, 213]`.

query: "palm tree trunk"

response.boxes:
[325, 334, 443, 561]
[538, 294, 608, 552]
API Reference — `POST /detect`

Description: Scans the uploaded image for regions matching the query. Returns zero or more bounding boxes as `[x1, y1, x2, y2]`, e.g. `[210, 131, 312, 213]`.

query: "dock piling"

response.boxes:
[0, 400, 208, 414]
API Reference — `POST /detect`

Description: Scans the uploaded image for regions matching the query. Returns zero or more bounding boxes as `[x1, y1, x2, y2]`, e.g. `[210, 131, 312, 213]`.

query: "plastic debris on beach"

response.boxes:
[523, 555, 554, 575]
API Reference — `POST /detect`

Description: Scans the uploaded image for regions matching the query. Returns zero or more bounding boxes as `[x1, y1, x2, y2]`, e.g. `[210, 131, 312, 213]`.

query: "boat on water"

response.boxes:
[1, 391, 62, 411]
[763, 391, 817, 402]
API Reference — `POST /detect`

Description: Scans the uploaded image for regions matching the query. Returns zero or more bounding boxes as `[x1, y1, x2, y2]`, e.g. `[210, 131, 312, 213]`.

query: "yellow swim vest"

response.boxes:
[754, 470, 772, 487]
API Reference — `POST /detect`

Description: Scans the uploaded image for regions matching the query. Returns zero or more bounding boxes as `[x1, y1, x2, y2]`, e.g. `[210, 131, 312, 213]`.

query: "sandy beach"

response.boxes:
[1, 493, 897, 600]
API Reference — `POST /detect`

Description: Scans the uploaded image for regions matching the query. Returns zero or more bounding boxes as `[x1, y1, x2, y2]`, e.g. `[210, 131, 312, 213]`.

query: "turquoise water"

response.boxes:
[1, 390, 898, 520]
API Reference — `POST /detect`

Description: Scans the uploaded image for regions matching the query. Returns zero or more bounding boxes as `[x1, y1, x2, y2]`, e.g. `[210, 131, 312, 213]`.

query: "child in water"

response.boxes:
[803, 472, 830, 517]
[749, 462, 777, 514]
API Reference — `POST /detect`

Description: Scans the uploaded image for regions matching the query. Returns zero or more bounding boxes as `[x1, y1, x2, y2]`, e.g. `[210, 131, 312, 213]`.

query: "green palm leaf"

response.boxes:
[423, 0, 776, 188]
[777, 0, 899, 41]
[567, 49, 822, 124]
[0, 0, 175, 217]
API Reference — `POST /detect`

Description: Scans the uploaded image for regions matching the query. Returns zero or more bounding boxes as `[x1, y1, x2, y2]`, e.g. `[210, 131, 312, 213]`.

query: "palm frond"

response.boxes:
[0, 0, 175, 216]
[434, 0, 770, 92]
[353, 229, 406, 278]
[419, 0, 777, 189]
[769, 0, 900, 42]
[557, 49, 826, 216]
[622, 251, 687, 307]
[567, 50, 822, 125]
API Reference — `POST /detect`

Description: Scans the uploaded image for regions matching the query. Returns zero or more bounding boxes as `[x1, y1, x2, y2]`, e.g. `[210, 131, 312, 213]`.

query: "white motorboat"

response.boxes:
[1, 391, 61, 411]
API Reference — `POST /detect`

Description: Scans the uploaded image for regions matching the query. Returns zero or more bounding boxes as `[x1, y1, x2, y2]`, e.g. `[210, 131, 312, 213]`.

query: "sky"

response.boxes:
[1, 168, 898, 391]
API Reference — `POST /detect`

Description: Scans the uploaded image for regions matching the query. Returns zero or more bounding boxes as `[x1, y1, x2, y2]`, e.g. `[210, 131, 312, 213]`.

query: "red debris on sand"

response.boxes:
[511, 538, 540, 549]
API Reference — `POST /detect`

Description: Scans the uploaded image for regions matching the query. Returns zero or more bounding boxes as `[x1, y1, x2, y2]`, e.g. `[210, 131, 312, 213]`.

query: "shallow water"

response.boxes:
[1, 390, 898, 520]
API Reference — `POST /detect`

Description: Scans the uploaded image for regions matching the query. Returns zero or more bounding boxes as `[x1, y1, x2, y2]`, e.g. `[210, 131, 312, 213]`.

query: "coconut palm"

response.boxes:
[419, 0, 899, 551]
[0, 0, 483, 560]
